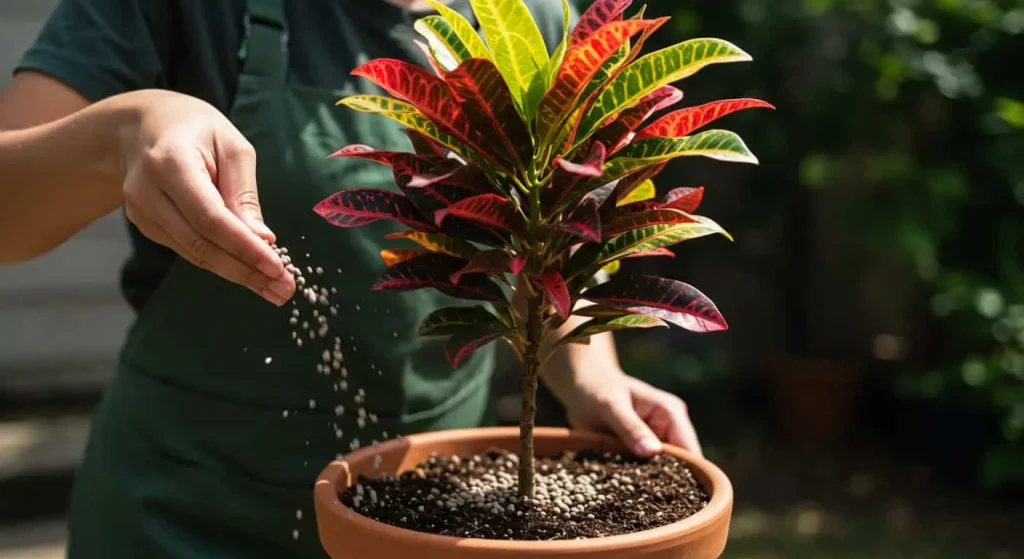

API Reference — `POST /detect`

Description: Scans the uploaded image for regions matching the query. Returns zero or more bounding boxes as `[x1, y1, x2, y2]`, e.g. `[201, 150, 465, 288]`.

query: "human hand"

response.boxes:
[119, 90, 294, 305]
[554, 364, 702, 458]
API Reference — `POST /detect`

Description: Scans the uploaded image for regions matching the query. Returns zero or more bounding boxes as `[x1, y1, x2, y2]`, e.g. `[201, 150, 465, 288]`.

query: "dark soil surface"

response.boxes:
[340, 448, 709, 540]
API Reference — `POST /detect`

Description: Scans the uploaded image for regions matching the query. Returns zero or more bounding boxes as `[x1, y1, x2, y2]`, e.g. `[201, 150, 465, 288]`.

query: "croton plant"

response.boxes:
[314, 0, 772, 498]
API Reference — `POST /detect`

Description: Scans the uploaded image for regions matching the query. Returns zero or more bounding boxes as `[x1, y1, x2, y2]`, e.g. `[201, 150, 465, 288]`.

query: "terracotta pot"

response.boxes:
[314, 426, 733, 558]
[768, 355, 862, 446]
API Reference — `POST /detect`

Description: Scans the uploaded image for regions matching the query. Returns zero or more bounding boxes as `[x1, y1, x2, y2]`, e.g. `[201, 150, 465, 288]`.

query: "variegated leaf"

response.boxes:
[313, 189, 434, 231]
[616, 178, 656, 206]
[446, 58, 532, 165]
[569, 0, 631, 46]
[536, 19, 661, 141]
[450, 249, 511, 284]
[470, 0, 549, 103]
[556, 313, 666, 346]
[380, 248, 427, 267]
[418, 305, 506, 337]
[373, 253, 505, 301]
[384, 230, 479, 259]
[637, 98, 775, 139]
[577, 38, 753, 142]
[582, 274, 728, 332]
[600, 130, 758, 184]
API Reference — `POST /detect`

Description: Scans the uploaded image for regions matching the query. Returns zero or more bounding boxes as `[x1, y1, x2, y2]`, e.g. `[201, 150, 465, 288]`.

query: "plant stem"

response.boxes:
[517, 168, 546, 499]
[518, 291, 543, 498]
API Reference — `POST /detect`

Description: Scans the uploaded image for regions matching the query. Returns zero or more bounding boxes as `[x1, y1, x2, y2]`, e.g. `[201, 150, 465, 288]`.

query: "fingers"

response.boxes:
[629, 377, 703, 456]
[127, 186, 294, 306]
[600, 394, 663, 458]
[214, 134, 275, 243]
[151, 143, 290, 282]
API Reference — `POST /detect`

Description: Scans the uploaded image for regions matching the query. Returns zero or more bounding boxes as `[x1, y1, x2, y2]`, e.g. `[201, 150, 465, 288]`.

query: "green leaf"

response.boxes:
[418, 306, 506, 337]
[418, 2, 491, 63]
[414, 17, 461, 70]
[600, 130, 758, 184]
[569, 217, 732, 275]
[536, 20, 661, 143]
[617, 179, 656, 206]
[556, 313, 666, 347]
[470, 0, 550, 102]
[577, 38, 752, 142]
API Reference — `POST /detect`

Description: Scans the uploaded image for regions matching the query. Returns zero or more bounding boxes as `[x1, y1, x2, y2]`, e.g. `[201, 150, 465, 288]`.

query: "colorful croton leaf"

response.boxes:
[315, 0, 771, 499]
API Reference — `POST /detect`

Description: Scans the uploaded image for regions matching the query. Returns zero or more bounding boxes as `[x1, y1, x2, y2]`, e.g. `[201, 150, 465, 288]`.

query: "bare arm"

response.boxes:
[0, 72, 119, 261]
[0, 72, 294, 305]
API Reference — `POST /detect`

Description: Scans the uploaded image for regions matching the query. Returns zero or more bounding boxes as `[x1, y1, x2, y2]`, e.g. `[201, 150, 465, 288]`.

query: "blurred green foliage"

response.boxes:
[619, 0, 1024, 487]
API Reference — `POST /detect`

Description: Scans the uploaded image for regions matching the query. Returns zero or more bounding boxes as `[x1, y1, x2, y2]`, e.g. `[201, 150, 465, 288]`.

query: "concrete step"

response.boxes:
[0, 517, 66, 559]
[0, 415, 90, 524]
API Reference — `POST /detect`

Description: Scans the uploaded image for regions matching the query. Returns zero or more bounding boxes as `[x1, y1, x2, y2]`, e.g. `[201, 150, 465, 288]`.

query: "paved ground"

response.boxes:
[0, 518, 65, 559]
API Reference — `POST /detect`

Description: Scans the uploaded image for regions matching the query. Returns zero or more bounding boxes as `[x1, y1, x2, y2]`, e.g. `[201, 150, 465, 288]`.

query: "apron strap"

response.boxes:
[238, 0, 289, 82]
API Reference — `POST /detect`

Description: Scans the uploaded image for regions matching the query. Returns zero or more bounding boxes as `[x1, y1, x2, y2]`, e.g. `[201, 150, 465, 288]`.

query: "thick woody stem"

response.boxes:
[517, 292, 543, 498]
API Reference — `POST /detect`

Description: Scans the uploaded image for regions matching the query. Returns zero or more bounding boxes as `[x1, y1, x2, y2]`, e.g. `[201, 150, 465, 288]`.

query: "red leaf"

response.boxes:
[446, 58, 532, 166]
[380, 248, 426, 267]
[636, 98, 776, 139]
[622, 248, 674, 258]
[404, 129, 449, 157]
[552, 198, 602, 243]
[510, 255, 528, 276]
[554, 141, 607, 177]
[590, 85, 683, 153]
[604, 208, 697, 237]
[569, 0, 632, 47]
[314, 189, 434, 230]
[538, 19, 662, 140]
[435, 193, 524, 236]
[534, 270, 572, 320]
[413, 39, 445, 76]
[582, 274, 728, 332]
[372, 253, 505, 301]
[445, 330, 505, 368]
[328, 145, 453, 172]
[565, 17, 669, 146]
[660, 186, 704, 213]
[351, 59, 506, 170]
[450, 250, 511, 284]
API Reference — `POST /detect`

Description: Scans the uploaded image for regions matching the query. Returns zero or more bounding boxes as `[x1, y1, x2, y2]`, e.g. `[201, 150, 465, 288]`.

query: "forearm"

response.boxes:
[0, 92, 142, 262]
[539, 309, 621, 400]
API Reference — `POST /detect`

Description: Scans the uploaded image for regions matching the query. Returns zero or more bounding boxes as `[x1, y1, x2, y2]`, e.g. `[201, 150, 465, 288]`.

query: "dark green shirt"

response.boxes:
[17, 0, 572, 311]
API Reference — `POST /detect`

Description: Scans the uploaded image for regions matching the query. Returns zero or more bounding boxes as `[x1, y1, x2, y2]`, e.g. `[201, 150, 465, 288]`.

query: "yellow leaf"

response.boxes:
[601, 260, 621, 274]
[617, 179, 656, 206]
[469, 0, 549, 103]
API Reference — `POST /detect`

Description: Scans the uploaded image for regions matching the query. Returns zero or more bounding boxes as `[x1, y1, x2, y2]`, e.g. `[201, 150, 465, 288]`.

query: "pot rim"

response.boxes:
[314, 426, 733, 553]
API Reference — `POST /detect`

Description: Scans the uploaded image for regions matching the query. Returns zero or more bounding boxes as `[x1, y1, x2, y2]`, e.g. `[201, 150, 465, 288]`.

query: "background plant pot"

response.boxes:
[314, 427, 733, 558]
[768, 355, 863, 446]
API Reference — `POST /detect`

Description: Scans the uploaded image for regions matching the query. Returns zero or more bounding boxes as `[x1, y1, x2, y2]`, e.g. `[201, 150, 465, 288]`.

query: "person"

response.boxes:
[0, 0, 702, 556]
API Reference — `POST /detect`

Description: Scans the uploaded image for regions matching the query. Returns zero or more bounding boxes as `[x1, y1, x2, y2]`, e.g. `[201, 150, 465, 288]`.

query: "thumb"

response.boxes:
[216, 135, 275, 243]
[602, 396, 663, 458]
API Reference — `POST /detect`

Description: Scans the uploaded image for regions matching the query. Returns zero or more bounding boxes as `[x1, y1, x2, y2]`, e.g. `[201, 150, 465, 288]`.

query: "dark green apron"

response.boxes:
[66, 1, 495, 556]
